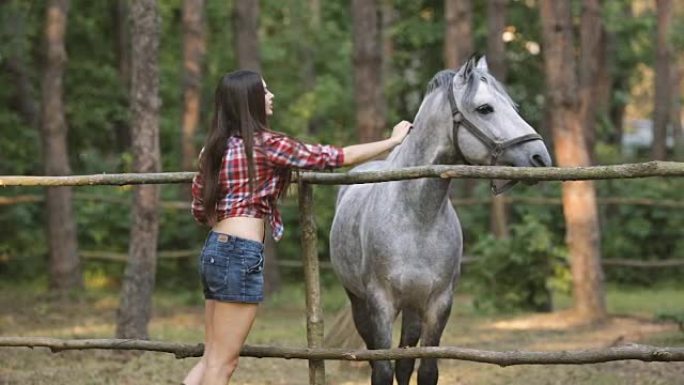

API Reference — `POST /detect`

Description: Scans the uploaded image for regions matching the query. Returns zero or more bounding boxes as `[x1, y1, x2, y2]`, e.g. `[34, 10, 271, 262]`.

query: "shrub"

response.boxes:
[463, 214, 570, 313]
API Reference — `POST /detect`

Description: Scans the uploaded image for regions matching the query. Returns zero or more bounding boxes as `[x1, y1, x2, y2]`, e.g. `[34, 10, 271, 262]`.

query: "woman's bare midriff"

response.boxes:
[212, 216, 265, 243]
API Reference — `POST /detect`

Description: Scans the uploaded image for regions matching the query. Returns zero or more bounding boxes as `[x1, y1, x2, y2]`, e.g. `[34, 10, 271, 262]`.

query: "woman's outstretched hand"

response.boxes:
[390, 120, 413, 145]
[342, 120, 413, 166]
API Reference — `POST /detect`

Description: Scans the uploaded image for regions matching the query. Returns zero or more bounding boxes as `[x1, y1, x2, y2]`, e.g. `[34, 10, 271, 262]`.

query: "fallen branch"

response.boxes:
[2, 161, 684, 187]
[1, 337, 683, 365]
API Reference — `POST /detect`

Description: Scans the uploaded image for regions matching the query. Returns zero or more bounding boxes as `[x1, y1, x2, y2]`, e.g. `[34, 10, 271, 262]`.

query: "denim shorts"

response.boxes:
[199, 231, 265, 303]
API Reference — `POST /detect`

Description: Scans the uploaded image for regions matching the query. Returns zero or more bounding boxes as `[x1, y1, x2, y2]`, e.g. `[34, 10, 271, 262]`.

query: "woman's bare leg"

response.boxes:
[201, 301, 258, 385]
[182, 300, 216, 385]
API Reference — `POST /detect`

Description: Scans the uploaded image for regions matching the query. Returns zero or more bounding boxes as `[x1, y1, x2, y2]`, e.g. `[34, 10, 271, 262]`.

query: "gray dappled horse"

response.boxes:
[329, 56, 552, 385]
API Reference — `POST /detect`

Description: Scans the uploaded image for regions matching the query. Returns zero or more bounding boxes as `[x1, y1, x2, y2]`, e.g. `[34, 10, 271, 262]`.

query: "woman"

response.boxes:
[182, 70, 411, 385]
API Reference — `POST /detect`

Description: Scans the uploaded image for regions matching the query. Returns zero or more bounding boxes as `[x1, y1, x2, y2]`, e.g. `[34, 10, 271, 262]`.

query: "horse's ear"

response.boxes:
[459, 56, 477, 80]
[476, 56, 489, 72]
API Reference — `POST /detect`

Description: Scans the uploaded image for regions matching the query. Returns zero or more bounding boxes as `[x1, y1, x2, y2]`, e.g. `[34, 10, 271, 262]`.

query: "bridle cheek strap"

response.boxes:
[448, 89, 543, 165]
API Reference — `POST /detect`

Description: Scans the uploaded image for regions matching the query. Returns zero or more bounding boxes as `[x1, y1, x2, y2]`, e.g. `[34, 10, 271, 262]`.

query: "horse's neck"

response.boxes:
[386, 93, 460, 215]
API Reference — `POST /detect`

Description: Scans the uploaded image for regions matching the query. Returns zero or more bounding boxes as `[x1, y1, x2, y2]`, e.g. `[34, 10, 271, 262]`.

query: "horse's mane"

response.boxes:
[426, 70, 457, 96]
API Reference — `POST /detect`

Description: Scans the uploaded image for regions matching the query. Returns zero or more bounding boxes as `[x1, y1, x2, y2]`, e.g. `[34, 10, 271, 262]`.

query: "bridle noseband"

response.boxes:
[447, 85, 543, 165]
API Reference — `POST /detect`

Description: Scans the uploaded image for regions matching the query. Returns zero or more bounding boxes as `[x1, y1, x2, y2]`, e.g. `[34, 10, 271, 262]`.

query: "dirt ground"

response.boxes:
[0, 287, 683, 385]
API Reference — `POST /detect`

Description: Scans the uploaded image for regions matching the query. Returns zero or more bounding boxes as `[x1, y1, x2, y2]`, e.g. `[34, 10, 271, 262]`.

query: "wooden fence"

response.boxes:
[2, 161, 684, 385]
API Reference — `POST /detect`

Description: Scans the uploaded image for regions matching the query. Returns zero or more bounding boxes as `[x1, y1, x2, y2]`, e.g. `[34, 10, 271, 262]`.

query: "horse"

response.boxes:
[329, 56, 552, 385]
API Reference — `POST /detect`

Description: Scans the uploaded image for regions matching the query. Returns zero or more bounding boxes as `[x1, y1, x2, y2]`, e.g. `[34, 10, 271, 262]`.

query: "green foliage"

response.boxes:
[599, 178, 684, 284]
[463, 214, 569, 314]
[656, 311, 684, 332]
[0, 190, 47, 279]
[65, 0, 131, 171]
[1, 0, 682, 301]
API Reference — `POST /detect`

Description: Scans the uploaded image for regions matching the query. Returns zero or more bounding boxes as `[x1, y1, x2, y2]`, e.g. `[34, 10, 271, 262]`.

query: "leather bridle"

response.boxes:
[447, 85, 543, 165]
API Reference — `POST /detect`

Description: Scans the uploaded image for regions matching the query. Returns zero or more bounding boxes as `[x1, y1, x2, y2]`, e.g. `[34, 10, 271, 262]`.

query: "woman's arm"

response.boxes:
[263, 120, 412, 169]
[190, 172, 208, 225]
[341, 120, 412, 166]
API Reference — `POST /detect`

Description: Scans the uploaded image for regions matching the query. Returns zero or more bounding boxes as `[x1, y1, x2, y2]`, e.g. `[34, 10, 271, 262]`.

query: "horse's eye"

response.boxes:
[476, 104, 494, 115]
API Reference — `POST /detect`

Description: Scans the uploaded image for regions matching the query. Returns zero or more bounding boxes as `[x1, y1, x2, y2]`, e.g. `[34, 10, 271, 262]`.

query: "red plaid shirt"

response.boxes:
[191, 130, 345, 241]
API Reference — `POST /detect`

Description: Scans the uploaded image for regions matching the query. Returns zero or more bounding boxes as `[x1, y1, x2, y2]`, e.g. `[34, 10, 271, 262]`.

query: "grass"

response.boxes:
[553, 283, 684, 317]
[0, 281, 683, 385]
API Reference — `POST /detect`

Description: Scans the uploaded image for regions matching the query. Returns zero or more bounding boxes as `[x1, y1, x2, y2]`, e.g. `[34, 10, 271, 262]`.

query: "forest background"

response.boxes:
[1, 0, 684, 339]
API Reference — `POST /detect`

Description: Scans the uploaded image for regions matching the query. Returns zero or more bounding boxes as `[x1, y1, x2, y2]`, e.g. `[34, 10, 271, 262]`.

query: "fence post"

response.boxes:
[298, 182, 325, 385]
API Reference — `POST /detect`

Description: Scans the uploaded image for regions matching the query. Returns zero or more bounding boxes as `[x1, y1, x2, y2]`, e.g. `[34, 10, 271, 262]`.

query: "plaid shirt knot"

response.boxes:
[191, 130, 344, 241]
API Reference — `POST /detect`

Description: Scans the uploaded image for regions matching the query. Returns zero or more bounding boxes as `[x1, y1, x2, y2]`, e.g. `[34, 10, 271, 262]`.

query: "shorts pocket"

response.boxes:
[202, 255, 230, 293]
[244, 250, 264, 274]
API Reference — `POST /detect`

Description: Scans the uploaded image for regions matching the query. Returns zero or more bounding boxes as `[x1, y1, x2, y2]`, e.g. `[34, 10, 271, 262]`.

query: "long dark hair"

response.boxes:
[200, 70, 267, 224]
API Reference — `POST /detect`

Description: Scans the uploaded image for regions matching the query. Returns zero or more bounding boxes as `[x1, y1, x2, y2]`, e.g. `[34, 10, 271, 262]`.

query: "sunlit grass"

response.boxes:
[552, 284, 684, 317]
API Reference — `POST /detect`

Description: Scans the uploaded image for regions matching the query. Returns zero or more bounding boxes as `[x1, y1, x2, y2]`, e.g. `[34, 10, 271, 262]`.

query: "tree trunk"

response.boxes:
[113, 0, 131, 151]
[116, 0, 161, 339]
[381, 0, 396, 79]
[351, 0, 386, 143]
[486, 0, 509, 239]
[298, 0, 320, 134]
[540, 0, 606, 323]
[673, 59, 683, 158]
[578, 0, 602, 163]
[444, 0, 473, 69]
[595, 26, 613, 123]
[609, 2, 633, 148]
[489, 197, 509, 239]
[304, 0, 318, 135]
[233, 0, 260, 72]
[445, 0, 476, 196]
[486, 0, 507, 80]
[181, 0, 206, 199]
[653, 0, 672, 160]
[41, 0, 82, 291]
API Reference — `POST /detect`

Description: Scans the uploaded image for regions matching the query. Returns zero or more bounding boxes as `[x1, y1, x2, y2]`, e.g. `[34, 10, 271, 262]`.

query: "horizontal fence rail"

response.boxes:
[300, 161, 684, 185]
[450, 196, 684, 208]
[77, 250, 684, 268]
[0, 172, 195, 187]
[0, 193, 190, 208]
[2, 161, 684, 187]
[1, 337, 683, 366]
[5, 193, 684, 209]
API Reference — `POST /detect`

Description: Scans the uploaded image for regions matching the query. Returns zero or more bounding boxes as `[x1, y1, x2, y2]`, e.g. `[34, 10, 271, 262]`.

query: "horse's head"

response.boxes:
[448, 56, 552, 194]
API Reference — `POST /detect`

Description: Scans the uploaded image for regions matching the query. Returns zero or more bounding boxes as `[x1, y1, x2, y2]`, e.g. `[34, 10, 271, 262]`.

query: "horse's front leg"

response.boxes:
[396, 308, 422, 385]
[367, 291, 396, 385]
[417, 289, 453, 385]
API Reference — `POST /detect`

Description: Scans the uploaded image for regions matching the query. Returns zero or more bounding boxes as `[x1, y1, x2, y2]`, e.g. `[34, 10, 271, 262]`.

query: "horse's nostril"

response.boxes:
[531, 154, 546, 167]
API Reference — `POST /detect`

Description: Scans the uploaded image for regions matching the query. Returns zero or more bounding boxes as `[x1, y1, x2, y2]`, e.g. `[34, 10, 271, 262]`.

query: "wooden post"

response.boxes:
[298, 182, 325, 384]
